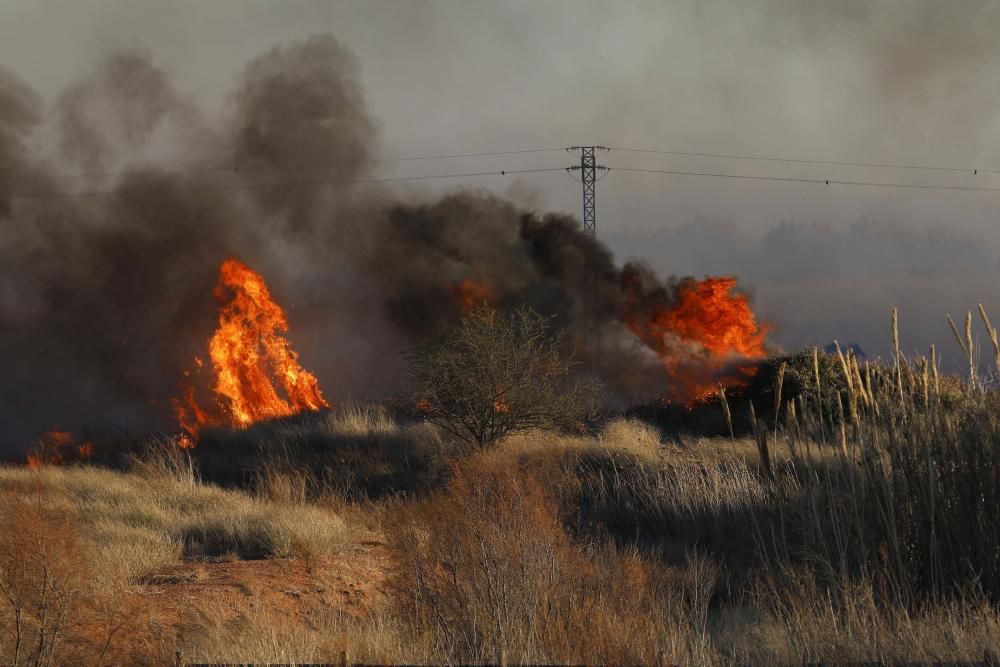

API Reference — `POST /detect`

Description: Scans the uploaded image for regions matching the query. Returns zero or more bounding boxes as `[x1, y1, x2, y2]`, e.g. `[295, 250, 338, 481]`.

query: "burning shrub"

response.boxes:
[407, 306, 599, 448]
[174, 257, 330, 437]
[622, 272, 770, 403]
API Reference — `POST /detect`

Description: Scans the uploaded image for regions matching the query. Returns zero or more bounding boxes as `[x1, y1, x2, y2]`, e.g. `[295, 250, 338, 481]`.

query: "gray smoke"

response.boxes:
[1, 34, 738, 455]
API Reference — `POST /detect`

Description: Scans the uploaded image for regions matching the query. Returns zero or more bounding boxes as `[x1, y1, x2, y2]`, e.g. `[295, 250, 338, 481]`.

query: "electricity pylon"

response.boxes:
[566, 146, 609, 237]
[567, 146, 609, 353]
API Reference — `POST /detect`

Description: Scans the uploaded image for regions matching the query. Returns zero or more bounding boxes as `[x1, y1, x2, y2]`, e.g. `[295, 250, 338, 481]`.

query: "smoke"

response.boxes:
[231, 36, 377, 224]
[770, 1, 1000, 123]
[0, 34, 764, 454]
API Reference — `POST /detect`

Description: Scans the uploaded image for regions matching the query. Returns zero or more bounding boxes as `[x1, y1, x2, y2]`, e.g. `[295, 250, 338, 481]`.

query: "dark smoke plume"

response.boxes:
[0, 34, 761, 454]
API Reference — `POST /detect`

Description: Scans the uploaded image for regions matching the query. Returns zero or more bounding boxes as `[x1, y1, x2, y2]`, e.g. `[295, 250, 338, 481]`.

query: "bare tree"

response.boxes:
[408, 306, 598, 448]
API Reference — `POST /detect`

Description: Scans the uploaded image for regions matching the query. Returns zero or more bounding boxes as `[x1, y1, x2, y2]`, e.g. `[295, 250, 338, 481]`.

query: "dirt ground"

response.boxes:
[138, 535, 392, 657]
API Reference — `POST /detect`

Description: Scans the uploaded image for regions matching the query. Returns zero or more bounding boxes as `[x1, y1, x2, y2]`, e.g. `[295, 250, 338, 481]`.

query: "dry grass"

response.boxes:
[598, 417, 664, 461]
[500, 417, 664, 463]
[0, 483, 172, 665]
[380, 423, 1000, 664]
[4, 414, 1000, 664]
[760, 336, 1000, 604]
[179, 602, 435, 666]
[386, 454, 716, 665]
[324, 402, 400, 438]
[0, 461, 355, 665]
[0, 463, 350, 582]
[739, 570, 1000, 663]
[181, 605, 328, 665]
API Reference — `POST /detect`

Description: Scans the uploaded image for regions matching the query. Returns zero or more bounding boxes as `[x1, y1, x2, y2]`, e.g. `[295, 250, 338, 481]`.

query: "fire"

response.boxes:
[452, 278, 493, 314]
[655, 277, 768, 358]
[175, 257, 330, 436]
[626, 276, 769, 402]
[26, 430, 93, 467]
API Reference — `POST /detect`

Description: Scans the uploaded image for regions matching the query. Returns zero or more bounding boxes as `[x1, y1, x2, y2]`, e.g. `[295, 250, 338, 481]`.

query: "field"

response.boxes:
[3, 344, 1000, 665]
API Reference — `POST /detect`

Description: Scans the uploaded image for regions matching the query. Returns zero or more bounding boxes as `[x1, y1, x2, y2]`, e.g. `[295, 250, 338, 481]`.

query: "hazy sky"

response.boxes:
[2, 0, 999, 364]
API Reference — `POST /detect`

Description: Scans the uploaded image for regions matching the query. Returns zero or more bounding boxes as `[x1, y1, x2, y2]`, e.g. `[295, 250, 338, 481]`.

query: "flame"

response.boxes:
[174, 384, 210, 437]
[626, 276, 769, 402]
[176, 433, 196, 450]
[452, 278, 493, 314]
[26, 430, 93, 467]
[175, 257, 330, 436]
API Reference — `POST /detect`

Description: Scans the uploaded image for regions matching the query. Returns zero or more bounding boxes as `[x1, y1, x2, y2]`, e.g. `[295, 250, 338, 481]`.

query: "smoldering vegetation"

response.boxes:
[0, 34, 759, 453]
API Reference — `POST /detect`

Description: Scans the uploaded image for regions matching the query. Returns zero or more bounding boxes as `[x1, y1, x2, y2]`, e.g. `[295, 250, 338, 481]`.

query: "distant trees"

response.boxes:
[408, 306, 598, 448]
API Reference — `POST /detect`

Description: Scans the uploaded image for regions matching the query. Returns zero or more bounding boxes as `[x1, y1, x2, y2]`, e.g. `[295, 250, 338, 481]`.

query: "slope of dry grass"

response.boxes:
[4, 363, 1000, 664]
[0, 462, 351, 582]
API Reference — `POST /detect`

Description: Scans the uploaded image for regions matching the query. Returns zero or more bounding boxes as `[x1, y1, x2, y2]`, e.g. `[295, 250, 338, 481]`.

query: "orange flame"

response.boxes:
[175, 257, 330, 436]
[626, 276, 769, 402]
[452, 278, 493, 314]
[26, 430, 93, 467]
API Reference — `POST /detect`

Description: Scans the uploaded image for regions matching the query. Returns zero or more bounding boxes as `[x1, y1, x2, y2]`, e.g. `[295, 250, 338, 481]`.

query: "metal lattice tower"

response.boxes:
[566, 146, 609, 351]
[567, 146, 609, 236]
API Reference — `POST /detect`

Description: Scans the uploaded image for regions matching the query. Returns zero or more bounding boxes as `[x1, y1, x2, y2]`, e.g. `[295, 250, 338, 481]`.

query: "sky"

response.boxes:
[2, 0, 999, 366]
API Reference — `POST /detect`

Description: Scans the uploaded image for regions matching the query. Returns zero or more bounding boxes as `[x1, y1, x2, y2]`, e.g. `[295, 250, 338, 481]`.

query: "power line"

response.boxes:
[8, 142, 999, 184]
[608, 146, 1000, 176]
[0, 147, 566, 177]
[7, 145, 1000, 201]
[364, 166, 567, 182]
[378, 147, 566, 162]
[9, 163, 1000, 202]
[610, 166, 1000, 192]
[5, 166, 571, 201]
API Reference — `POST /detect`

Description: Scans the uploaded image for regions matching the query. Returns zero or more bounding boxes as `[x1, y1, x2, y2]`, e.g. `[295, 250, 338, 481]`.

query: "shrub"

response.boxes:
[0, 483, 169, 665]
[387, 456, 715, 664]
[407, 306, 599, 448]
[742, 348, 848, 428]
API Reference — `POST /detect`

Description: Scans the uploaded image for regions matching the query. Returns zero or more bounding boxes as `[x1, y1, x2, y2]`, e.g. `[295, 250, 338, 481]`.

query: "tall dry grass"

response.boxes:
[376, 411, 1000, 664]
[755, 310, 1000, 605]
[746, 568, 1000, 663]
